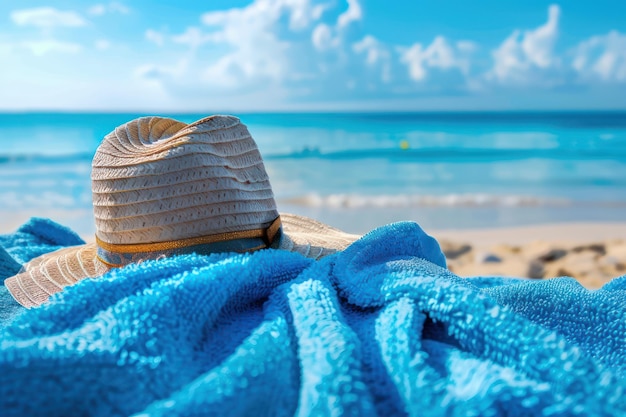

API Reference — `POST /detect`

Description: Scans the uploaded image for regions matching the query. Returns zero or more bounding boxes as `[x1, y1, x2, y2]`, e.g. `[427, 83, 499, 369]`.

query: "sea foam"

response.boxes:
[281, 193, 572, 209]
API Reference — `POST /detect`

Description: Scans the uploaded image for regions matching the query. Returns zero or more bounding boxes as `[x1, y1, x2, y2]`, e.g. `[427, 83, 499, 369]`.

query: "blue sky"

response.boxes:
[1, 0, 625, 111]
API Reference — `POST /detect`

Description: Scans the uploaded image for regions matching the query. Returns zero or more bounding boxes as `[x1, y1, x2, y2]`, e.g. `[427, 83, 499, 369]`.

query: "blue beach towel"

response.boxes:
[0, 218, 86, 327]
[1, 219, 625, 416]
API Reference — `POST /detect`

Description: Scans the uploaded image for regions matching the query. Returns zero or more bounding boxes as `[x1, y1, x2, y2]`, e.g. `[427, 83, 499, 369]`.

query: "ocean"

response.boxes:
[1, 111, 626, 236]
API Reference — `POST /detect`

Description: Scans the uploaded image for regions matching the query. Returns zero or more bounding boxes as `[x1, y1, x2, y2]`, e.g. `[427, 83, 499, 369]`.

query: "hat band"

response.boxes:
[95, 216, 282, 268]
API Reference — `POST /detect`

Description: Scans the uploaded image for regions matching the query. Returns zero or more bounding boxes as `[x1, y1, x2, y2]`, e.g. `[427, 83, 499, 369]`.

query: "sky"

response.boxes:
[0, 0, 625, 112]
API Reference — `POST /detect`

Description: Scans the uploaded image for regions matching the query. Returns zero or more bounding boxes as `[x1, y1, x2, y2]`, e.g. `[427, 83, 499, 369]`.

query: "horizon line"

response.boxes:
[1, 109, 626, 115]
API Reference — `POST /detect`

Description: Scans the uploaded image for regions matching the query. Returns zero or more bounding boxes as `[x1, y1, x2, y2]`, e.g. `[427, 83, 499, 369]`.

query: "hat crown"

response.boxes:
[91, 115, 279, 245]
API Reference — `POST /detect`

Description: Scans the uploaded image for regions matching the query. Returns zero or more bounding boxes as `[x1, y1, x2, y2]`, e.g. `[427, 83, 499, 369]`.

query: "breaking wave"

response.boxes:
[0, 153, 93, 164]
[280, 193, 574, 209]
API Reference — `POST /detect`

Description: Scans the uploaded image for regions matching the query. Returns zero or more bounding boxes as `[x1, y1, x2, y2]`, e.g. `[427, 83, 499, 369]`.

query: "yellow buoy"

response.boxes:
[399, 140, 410, 150]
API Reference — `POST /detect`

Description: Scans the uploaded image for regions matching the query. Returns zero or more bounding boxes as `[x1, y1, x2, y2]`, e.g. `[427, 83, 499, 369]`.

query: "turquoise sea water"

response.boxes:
[1, 112, 625, 234]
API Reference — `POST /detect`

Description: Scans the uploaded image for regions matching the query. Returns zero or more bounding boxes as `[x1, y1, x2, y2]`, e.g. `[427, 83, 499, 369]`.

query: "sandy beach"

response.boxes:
[432, 222, 626, 289]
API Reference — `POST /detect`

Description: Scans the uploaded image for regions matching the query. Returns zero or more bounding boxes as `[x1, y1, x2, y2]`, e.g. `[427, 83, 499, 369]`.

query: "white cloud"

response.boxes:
[353, 35, 391, 82]
[129, 1, 625, 110]
[198, 0, 339, 87]
[489, 4, 561, 85]
[20, 40, 82, 55]
[353, 35, 386, 65]
[337, 0, 362, 30]
[400, 36, 473, 82]
[202, 0, 286, 86]
[11, 7, 87, 29]
[312, 0, 362, 50]
[172, 27, 215, 49]
[523, 5, 560, 68]
[573, 30, 626, 82]
[135, 0, 371, 106]
[137, 0, 483, 103]
[202, 0, 326, 32]
[312, 23, 334, 50]
[298, 2, 331, 29]
[88, 2, 130, 16]
[145, 29, 165, 46]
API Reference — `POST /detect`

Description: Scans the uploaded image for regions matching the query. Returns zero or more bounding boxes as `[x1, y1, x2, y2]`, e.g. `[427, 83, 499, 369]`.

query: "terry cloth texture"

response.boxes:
[0, 217, 85, 265]
[0, 218, 85, 327]
[1, 219, 626, 416]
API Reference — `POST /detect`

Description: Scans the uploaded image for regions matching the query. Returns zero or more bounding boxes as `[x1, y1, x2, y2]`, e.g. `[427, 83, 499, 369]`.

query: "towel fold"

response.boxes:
[0, 246, 20, 279]
[0, 217, 85, 267]
[1, 219, 625, 416]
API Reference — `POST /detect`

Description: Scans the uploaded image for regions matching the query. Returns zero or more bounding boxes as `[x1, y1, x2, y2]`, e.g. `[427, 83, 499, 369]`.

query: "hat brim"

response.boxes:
[4, 213, 360, 308]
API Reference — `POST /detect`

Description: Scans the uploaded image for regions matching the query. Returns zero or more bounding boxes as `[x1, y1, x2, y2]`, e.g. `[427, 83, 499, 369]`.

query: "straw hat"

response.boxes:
[5, 115, 360, 308]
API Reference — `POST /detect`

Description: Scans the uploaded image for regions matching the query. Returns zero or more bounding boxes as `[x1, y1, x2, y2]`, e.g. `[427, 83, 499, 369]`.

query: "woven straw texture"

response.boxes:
[5, 245, 102, 308]
[280, 213, 359, 260]
[92, 115, 279, 244]
[4, 115, 361, 308]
